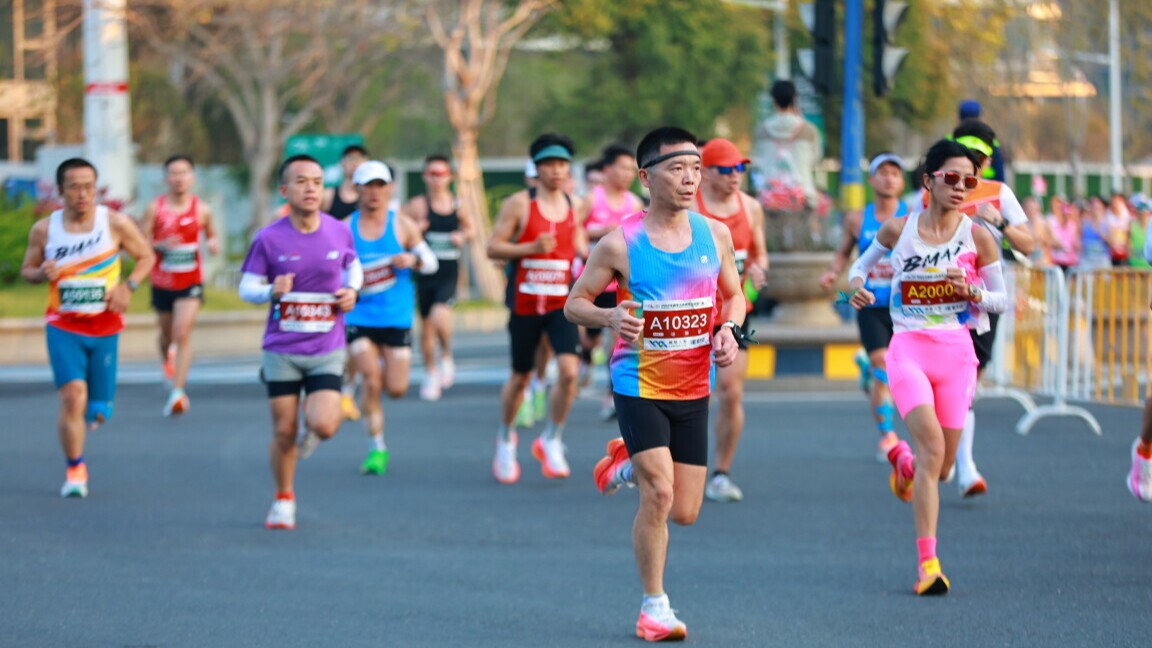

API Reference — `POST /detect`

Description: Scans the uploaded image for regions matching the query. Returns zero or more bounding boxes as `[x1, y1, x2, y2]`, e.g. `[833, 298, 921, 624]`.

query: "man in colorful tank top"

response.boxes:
[346, 160, 439, 476]
[821, 153, 908, 462]
[20, 158, 156, 499]
[579, 143, 644, 419]
[696, 137, 769, 503]
[487, 133, 588, 485]
[238, 155, 362, 530]
[567, 127, 745, 642]
[405, 154, 474, 402]
[140, 155, 220, 417]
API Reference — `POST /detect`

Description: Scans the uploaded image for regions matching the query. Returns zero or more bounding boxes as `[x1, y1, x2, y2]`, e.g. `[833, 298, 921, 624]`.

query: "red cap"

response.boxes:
[701, 138, 750, 168]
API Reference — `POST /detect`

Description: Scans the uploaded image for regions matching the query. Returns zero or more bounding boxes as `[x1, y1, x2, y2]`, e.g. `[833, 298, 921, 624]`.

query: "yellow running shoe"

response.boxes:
[915, 557, 951, 596]
[341, 393, 361, 421]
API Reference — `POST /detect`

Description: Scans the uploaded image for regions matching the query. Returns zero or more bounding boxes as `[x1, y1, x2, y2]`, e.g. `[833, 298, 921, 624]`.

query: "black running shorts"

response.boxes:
[614, 393, 710, 467]
[969, 312, 1000, 372]
[508, 309, 580, 373]
[856, 307, 894, 354]
[151, 284, 204, 313]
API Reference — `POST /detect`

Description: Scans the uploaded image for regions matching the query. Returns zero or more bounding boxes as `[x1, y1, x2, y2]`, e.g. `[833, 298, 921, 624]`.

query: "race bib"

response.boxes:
[518, 259, 571, 297]
[361, 257, 396, 296]
[279, 292, 337, 333]
[642, 297, 713, 351]
[160, 243, 198, 273]
[899, 272, 966, 316]
[57, 277, 108, 315]
[734, 249, 748, 276]
[426, 232, 460, 261]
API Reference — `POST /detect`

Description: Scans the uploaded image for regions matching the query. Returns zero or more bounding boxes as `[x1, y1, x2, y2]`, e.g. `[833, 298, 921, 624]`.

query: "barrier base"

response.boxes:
[976, 385, 1036, 413]
[1015, 402, 1103, 437]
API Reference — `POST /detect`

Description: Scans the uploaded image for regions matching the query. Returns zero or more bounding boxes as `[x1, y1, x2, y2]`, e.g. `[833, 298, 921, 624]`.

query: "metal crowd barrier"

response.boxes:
[1065, 269, 1152, 407]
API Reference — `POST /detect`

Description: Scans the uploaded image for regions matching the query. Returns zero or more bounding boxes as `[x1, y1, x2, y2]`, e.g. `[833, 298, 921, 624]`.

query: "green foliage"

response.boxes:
[542, 0, 772, 147]
[486, 184, 526, 224]
[0, 200, 40, 285]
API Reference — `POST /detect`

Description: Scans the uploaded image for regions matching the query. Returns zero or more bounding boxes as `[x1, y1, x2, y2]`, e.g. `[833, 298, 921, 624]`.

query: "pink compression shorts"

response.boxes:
[886, 328, 978, 429]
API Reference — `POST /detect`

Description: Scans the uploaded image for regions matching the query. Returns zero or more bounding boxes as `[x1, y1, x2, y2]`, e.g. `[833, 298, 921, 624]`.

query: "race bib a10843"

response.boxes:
[279, 292, 337, 333]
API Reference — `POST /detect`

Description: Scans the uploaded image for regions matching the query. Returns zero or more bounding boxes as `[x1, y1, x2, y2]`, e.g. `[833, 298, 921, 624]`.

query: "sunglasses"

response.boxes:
[714, 163, 747, 175]
[932, 170, 979, 190]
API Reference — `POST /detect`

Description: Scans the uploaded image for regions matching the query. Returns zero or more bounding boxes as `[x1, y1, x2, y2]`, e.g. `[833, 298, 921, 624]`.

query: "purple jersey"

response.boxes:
[241, 214, 357, 355]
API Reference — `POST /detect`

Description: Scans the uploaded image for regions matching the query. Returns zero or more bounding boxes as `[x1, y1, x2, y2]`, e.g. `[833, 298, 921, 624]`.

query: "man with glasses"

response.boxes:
[922, 120, 1034, 498]
[822, 153, 908, 462]
[405, 154, 474, 401]
[694, 138, 768, 502]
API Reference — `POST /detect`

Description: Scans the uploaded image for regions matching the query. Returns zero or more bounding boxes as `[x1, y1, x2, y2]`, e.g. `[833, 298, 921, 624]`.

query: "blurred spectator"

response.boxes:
[754, 79, 822, 210]
[1022, 195, 1051, 267]
[1048, 197, 1081, 274]
[957, 100, 1005, 182]
[1106, 192, 1132, 266]
[1080, 197, 1113, 270]
[1129, 194, 1152, 269]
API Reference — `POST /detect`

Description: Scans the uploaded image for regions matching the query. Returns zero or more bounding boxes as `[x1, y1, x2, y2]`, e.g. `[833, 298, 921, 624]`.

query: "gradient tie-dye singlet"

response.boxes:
[610, 211, 720, 400]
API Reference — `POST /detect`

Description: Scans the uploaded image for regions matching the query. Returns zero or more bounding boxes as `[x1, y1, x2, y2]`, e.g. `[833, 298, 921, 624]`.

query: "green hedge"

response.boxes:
[0, 200, 40, 285]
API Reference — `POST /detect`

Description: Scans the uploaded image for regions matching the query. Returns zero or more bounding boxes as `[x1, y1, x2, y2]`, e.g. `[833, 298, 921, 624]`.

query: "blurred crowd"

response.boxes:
[1022, 192, 1152, 273]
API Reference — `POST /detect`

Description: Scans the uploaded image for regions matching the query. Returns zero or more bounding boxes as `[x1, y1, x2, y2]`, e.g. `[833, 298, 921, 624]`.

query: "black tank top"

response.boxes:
[421, 196, 461, 281]
[329, 185, 358, 220]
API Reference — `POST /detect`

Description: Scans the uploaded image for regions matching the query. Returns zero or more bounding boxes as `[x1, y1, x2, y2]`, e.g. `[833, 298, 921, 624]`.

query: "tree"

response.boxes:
[124, 1, 421, 232]
[426, 0, 558, 302]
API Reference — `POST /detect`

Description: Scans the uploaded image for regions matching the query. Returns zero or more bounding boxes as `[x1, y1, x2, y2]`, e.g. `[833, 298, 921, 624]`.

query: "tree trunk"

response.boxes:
[454, 126, 504, 303]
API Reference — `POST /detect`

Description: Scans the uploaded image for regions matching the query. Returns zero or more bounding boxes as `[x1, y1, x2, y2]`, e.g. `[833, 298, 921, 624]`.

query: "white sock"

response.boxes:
[498, 423, 515, 443]
[642, 593, 669, 612]
[542, 421, 564, 442]
[957, 409, 978, 481]
[369, 433, 386, 452]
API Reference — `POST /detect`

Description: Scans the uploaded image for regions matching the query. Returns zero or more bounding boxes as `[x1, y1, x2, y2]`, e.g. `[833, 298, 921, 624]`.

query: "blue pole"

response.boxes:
[840, 0, 865, 211]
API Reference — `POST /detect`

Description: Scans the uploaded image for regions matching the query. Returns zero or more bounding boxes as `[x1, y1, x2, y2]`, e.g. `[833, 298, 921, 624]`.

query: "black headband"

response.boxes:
[640, 149, 701, 170]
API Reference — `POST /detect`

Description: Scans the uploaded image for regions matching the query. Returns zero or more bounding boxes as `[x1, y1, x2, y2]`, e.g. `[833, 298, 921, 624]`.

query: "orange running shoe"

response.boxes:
[914, 557, 951, 596]
[593, 437, 632, 495]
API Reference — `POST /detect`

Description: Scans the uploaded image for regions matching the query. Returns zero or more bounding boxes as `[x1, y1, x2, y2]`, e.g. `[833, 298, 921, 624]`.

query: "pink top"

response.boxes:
[1049, 217, 1080, 267]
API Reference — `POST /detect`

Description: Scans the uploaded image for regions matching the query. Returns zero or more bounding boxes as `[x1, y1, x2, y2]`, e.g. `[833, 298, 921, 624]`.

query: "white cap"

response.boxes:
[868, 153, 905, 176]
[352, 160, 393, 185]
[524, 160, 538, 179]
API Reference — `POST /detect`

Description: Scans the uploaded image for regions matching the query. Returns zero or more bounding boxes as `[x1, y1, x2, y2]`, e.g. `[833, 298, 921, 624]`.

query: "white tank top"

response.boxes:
[889, 211, 982, 334]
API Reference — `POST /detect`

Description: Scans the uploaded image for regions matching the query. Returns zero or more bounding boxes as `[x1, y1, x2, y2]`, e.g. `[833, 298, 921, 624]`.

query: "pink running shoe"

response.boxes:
[636, 601, 687, 642]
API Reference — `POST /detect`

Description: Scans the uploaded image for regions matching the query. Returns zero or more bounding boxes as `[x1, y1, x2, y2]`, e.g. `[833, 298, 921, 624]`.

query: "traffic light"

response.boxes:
[798, 0, 836, 96]
[873, 0, 909, 97]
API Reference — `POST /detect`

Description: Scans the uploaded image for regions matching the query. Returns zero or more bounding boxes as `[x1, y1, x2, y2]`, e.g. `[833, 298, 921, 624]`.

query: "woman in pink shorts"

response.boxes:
[846, 139, 1008, 596]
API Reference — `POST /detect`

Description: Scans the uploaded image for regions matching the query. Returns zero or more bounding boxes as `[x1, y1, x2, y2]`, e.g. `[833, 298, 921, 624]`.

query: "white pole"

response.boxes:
[775, 4, 790, 80]
[1109, 0, 1122, 193]
[83, 0, 135, 206]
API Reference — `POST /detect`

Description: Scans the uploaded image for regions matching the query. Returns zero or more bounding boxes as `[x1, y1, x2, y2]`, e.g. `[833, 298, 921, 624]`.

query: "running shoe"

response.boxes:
[1128, 439, 1152, 502]
[600, 395, 617, 422]
[854, 348, 871, 394]
[532, 385, 548, 422]
[959, 471, 988, 498]
[163, 347, 176, 382]
[577, 358, 593, 389]
[914, 557, 951, 596]
[420, 375, 442, 402]
[341, 392, 362, 421]
[531, 436, 570, 479]
[705, 473, 744, 502]
[297, 428, 321, 460]
[361, 449, 390, 476]
[163, 389, 190, 417]
[592, 346, 608, 367]
[593, 437, 633, 496]
[265, 498, 296, 530]
[439, 357, 456, 390]
[636, 599, 688, 642]
[876, 431, 899, 463]
[515, 397, 535, 428]
[493, 432, 520, 484]
[60, 464, 88, 498]
[887, 441, 914, 503]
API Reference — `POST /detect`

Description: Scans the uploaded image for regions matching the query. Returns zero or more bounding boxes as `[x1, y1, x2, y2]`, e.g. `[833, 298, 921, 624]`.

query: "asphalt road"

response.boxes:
[2, 349, 1149, 647]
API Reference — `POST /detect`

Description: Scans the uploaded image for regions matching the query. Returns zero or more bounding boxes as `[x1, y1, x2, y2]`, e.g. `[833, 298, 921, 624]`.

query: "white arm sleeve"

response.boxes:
[239, 272, 273, 304]
[977, 261, 1009, 314]
[342, 258, 364, 291]
[999, 185, 1028, 226]
[411, 241, 440, 275]
[848, 240, 891, 285]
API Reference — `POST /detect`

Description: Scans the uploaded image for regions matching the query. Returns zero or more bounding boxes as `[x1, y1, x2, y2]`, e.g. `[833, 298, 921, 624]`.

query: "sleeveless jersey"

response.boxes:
[696, 190, 754, 316]
[44, 206, 124, 336]
[347, 210, 414, 329]
[512, 195, 576, 316]
[611, 211, 720, 401]
[329, 186, 358, 220]
[151, 194, 203, 290]
[858, 201, 909, 308]
[584, 186, 641, 293]
[420, 196, 461, 282]
[889, 212, 982, 334]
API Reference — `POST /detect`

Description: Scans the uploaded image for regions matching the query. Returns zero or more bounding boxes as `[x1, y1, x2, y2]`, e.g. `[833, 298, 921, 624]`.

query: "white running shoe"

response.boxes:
[493, 432, 520, 484]
[531, 435, 570, 478]
[600, 395, 616, 422]
[163, 389, 189, 417]
[1128, 439, 1152, 502]
[420, 375, 442, 401]
[265, 498, 296, 530]
[297, 428, 321, 460]
[704, 473, 744, 502]
[60, 464, 89, 498]
[439, 358, 456, 390]
[958, 470, 988, 498]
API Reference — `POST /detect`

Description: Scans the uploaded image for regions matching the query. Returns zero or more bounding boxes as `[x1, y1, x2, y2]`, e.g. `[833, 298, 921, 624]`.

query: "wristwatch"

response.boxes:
[968, 284, 981, 302]
[126, 279, 140, 292]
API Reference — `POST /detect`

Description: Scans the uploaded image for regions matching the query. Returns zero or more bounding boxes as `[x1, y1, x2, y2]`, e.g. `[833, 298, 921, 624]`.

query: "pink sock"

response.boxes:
[916, 536, 937, 563]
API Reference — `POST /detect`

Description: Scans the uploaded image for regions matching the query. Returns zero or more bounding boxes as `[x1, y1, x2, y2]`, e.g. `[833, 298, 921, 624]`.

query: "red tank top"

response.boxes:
[695, 192, 754, 316]
[513, 195, 576, 316]
[151, 195, 203, 290]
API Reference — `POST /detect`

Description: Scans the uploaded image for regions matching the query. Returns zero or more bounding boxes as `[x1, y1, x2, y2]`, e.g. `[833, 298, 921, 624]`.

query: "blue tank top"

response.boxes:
[610, 211, 720, 401]
[347, 210, 414, 329]
[858, 201, 908, 308]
